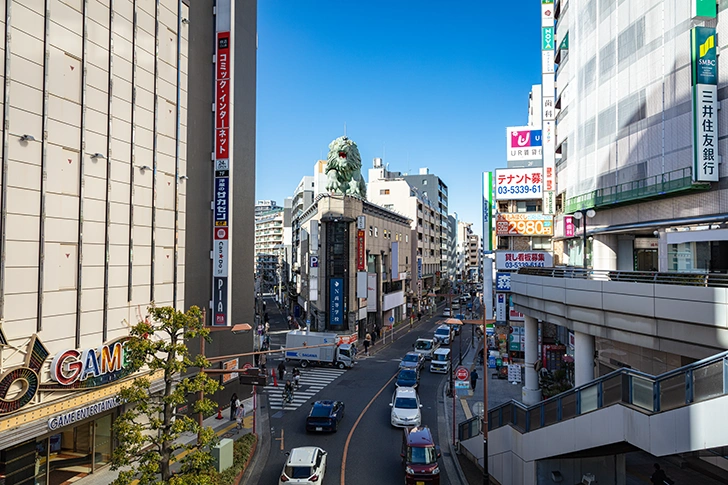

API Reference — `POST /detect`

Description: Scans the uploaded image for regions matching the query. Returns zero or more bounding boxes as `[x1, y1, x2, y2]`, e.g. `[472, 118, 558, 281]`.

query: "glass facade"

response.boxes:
[0, 411, 116, 485]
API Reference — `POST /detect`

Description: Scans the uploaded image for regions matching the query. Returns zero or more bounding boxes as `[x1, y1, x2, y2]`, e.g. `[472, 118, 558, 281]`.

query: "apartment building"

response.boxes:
[368, 159, 448, 311]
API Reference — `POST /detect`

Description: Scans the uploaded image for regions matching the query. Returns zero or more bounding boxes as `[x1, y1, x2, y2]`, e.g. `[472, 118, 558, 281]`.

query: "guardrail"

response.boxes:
[458, 415, 482, 441]
[488, 350, 728, 434]
[517, 267, 728, 288]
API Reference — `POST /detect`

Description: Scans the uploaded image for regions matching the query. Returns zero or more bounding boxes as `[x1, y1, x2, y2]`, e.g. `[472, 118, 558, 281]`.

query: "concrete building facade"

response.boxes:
[295, 194, 411, 339]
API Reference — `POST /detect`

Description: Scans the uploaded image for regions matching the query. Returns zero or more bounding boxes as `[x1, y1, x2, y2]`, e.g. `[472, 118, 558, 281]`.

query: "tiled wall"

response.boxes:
[0, 0, 188, 373]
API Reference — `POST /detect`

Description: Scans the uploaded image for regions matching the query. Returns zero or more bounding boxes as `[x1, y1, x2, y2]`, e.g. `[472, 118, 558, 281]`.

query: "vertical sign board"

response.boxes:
[482, 172, 494, 319]
[356, 230, 366, 271]
[496, 293, 507, 325]
[329, 278, 344, 328]
[541, 0, 556, 214]
[212, 0, 232, 325]
[391, 242, 399, 280]
[691, 27, 719, 182]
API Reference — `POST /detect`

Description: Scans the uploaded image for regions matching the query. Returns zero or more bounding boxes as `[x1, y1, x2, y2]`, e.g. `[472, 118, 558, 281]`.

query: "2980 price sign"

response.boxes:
[496, 215, 553, 236]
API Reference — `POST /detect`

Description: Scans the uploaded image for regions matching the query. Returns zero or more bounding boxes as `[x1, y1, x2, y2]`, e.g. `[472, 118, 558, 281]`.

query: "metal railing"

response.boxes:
[563, 167, 708, 213]
[458, 415, 482, 441]
[517, 267, 728, 288]
[488, 350, 728, 434]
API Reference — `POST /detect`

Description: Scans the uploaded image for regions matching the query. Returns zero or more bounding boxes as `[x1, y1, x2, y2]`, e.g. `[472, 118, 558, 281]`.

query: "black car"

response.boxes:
[306, 400, 345, 432]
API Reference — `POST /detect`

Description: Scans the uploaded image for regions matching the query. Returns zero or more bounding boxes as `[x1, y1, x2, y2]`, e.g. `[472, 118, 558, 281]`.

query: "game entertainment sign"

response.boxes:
[48, 397, 121, 431]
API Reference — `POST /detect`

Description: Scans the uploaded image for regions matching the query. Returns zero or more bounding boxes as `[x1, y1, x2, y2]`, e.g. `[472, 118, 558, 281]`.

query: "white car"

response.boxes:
[390, 387, 422, 427]
[442, 307, 451, 317]
[279, 446, 327, 484]
[433, 325, 451, 345]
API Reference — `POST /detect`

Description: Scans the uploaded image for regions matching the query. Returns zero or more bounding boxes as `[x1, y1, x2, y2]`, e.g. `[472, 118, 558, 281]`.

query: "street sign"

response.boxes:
[242, 363, 253, 370]
[455, 366, 470, 381]
[238, 367, 267, 386]
[389, 316, 394, 323]
[472, 401, 484, 417]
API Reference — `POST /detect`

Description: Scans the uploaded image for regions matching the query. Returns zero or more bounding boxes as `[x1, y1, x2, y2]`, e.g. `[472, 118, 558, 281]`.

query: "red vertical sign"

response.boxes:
[356, 230, 366, 271]
[215, 32, 230, 159]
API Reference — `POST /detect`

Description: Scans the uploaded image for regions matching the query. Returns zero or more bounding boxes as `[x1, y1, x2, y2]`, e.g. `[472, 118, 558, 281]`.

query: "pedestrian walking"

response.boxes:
[363, 333, 372, 356]
[277, 361, 286, 381]
[229, 393, 238, 421]
[287, 315, 292, 328]
[259, 353, 267, 373]
[470, 369, 479, 392]
[235, 401, 244, 430]
[650, 463, 674, 485]
[293, 368, 301, 389]
[372, 326, 379, 346]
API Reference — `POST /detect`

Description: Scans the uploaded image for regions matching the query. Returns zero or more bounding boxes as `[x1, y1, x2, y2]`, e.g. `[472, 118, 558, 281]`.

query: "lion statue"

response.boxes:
[325, 136, 367, 198]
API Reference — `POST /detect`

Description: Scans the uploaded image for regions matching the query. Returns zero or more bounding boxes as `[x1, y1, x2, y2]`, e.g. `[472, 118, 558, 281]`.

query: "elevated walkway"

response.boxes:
[486, 350, 728, 484]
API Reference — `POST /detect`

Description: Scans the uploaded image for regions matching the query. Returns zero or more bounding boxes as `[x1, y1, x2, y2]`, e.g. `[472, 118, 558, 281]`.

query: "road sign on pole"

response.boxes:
[455, 366, 470, 381]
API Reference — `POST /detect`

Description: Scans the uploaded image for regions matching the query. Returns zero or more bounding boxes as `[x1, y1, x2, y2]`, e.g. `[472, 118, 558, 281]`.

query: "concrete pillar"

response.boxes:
[522, 315, 541, 405]
[593, 234, 618, 271]
[574, 331, 595, 387]
[617, 235, 635, 271]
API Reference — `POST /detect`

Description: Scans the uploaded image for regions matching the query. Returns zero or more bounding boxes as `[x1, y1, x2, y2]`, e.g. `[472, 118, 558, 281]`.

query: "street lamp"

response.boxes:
[572, 209, 596, 269]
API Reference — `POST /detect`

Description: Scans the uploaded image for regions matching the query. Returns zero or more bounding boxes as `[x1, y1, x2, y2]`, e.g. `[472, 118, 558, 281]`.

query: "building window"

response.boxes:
[369, 226, 373, 237]
[380, 189, 390, 195]
[405, 235, 409, 243]
[375, 227, 378, 237]
[532, 237, 551, 250]
[423, 179, 427, 185]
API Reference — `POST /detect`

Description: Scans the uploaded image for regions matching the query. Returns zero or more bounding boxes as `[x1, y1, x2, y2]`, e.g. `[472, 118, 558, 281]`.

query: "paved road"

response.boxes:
[257, 297, 459, 485]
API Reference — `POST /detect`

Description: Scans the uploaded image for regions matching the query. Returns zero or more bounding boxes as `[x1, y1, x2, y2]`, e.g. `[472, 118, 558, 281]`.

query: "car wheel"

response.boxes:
[301, 360, 309, 368]
[337, 362, 345, 369]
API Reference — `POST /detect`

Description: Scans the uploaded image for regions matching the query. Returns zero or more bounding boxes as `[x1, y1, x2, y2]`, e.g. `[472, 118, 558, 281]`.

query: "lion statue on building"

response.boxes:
[325, 136, 367, 198]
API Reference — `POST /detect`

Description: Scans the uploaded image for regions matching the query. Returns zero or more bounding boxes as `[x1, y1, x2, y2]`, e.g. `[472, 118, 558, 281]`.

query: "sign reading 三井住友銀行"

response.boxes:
[496, 272, 511, 292]
[691, 26, 719, 183]
[506, 127, 542, 162]
[496, 213, 553, 236]
[496, 251, 553, 270]
[329, 278, 344, 328]
[495, 168, 543, 200]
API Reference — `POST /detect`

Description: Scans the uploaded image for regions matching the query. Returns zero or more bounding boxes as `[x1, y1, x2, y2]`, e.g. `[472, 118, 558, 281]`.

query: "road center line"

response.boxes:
[340, 372, 397, 485]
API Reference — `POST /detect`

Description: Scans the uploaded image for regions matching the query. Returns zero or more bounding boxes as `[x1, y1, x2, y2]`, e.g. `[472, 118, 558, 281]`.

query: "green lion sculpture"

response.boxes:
[325, 136, 367, 198]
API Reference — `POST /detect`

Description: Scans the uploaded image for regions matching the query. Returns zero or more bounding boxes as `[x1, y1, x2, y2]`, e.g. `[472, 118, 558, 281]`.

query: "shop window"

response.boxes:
[532, 237, 551, 250]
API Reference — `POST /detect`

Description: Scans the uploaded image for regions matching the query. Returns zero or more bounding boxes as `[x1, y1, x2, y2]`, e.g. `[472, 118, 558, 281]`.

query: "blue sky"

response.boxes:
[256, 1, 543, 234]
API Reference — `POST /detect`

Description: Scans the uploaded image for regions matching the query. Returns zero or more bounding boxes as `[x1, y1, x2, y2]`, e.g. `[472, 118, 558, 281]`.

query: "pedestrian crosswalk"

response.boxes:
[265, 367, 347, 411]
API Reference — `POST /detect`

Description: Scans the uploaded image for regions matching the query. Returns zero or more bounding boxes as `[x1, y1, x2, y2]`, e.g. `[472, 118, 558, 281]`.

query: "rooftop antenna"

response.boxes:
[344, 122, 347, 138]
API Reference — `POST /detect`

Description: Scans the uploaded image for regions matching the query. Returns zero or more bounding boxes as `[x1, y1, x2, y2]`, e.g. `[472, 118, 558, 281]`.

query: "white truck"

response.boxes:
[283, 330, 354, 369]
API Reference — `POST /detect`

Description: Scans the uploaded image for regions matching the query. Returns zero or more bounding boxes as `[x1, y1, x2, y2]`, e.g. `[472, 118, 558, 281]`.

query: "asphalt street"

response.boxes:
[257, 297, 465, 485]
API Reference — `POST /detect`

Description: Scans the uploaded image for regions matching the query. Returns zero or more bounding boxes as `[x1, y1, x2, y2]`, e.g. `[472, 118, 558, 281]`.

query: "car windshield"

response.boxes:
[435, 329, 448, 336]
[433, 354, 448, 362]
[339, 348, 351, 358]
[285, 466, 313, 479]
[394, 397, 418, 409]
[399, 370, 416, 380]
[415, 341, 432, 350]
[310, 405, 332, 418]
[403, 354, 418, 362]
[407, 446, 437, 465]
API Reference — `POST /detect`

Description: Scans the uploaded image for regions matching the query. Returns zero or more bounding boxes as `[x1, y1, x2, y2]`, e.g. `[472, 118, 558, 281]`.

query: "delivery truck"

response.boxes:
[283, 330, 354, 369]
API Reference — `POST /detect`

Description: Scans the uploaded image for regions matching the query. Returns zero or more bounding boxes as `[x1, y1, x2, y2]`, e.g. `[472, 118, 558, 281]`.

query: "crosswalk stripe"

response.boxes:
[265, 368, 347, 412]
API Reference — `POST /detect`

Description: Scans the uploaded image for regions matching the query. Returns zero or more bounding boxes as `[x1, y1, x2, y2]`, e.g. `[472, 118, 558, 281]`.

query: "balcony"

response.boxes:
[563, 166, 710, 213]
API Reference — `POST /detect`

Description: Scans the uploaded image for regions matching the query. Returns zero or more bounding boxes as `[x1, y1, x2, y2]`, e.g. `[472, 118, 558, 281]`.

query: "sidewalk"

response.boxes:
[78, 397, 255, 485]
[444, 337, 523, 484]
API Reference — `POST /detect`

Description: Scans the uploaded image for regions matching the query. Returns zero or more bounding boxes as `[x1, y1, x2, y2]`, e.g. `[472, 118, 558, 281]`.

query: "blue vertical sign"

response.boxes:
[214, 177, 229, 226]
[329, 278, 344, 328]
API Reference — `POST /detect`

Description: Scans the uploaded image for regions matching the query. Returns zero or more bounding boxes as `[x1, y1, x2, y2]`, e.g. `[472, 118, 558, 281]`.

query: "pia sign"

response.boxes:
[507, 126, 542, 161]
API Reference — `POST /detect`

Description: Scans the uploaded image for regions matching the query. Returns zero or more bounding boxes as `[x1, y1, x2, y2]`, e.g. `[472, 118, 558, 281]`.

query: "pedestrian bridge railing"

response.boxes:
[488, 350, 728, 434]
[517, 267, 728, 288]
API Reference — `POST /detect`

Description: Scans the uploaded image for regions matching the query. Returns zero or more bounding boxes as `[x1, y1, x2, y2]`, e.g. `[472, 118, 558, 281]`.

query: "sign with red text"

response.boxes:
[495, 168, 543, 200]
[496, 251, 553, 270]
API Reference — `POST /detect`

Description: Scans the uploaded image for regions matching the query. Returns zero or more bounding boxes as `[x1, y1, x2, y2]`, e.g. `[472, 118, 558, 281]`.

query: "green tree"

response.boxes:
[111, 306, 222, 485]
